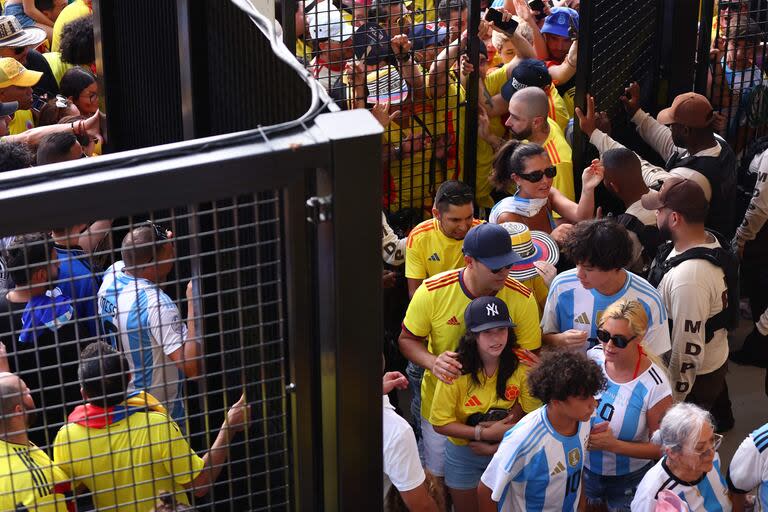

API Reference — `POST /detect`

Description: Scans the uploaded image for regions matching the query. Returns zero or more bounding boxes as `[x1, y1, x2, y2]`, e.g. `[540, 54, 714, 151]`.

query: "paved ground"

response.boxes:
[720, 318, 768, 472]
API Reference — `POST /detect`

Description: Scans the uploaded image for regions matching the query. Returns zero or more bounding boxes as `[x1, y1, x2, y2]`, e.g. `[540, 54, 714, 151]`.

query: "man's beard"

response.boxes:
[509, 125, 533, 140]
[658, 217, 673, 242]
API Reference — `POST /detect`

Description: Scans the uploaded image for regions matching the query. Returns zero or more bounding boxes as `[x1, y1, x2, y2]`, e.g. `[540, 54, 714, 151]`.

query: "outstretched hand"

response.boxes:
[620, 81, 641, 116]
[574, 94, 597, 137]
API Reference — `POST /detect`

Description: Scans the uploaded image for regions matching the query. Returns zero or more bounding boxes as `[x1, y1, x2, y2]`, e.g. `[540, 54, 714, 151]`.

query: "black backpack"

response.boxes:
[647, 231, 740, 343]
[615, 213, 662, 278]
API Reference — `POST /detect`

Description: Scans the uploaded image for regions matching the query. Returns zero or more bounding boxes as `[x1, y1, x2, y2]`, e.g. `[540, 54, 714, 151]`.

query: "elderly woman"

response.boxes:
[631, 403, 731, 511]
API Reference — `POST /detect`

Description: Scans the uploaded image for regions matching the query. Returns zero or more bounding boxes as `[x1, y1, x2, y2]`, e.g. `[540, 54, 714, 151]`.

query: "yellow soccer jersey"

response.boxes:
[54, 411, 205, 512]
[547, 85, 570, 134]
[9, 110, 34, 135]
[542, 117, 574, 202]
[51, 0, 92, 52]
[429, 364, 541, 445]
[385, 114, 436, 214]
[0, 440, 71, 511]
[520, 274, 549, 316]
[405, 217, 483, 280]
[402, 268, 541, 417]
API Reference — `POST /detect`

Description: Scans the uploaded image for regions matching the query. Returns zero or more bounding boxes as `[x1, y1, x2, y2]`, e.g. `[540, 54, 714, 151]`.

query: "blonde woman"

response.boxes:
[584, 299, 674, 512]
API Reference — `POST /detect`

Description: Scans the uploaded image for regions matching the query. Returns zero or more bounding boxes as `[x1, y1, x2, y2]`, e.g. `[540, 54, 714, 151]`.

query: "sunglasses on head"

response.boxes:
[591, 328, 637, 349]
[141, 220, 168, 241]
[516, 166, 557, 183]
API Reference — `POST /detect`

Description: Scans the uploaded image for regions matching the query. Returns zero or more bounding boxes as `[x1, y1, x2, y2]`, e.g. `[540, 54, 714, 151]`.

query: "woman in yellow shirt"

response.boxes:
[429, 296, 541, 512]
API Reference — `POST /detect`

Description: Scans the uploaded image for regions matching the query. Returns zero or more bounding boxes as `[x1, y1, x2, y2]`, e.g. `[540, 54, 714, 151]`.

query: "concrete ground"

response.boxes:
[720, 317, 768, 472]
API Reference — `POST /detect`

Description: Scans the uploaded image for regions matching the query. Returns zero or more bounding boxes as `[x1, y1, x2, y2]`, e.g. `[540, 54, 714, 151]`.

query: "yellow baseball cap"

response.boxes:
[0, 58, 42, 89]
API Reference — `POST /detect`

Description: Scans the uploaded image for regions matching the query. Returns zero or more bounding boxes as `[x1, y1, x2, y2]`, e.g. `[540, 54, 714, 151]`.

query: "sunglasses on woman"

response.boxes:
[592, 328, 637, 349]
[516, 166, 557, 183]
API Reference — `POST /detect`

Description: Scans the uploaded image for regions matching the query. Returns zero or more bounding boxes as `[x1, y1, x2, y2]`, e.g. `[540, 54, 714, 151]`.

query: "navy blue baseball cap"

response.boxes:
[541, 7, 578, 38]
[409, 23, 448, 51]
[501, 59, 552, 101]
[462, 223, 521, 270]
[353, 22, 394, 65]
[464, 296, 515, 333]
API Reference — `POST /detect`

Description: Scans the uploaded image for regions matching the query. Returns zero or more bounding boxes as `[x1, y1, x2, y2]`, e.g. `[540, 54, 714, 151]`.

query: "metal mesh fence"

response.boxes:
[707, 0, 768, 155]
[0, 196, 290, 511]
[295, 0, 478, 233]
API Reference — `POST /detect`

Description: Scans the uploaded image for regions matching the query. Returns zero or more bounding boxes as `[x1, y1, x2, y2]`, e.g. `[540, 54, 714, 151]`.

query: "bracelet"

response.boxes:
[474, 424, 483, 441]
[70, 121, 75, 134]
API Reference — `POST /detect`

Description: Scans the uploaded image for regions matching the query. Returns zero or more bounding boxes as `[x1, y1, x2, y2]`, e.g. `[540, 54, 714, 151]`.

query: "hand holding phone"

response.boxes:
[527, 0, 547, 19]
[567, 14, 578, 40]
[484, 8, 518, 36]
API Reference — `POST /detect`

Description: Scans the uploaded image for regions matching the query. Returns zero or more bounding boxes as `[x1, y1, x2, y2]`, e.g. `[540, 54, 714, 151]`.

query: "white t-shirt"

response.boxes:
[383, 395, 425, 499]
[727, 422, 768, 510]
[631, 455, 731, 512]
[586, 346, 672, 476]
[656, 235, 729, 402]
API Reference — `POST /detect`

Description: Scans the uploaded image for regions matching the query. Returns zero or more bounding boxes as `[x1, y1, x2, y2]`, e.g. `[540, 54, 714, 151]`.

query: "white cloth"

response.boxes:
[735, 149, 768, 249]
[727, 422, 768, 509]
[489, 194, 550, 222]
[382, 212, 406, 266]
[383, 395, 425, 497]
[656, 235, 729, 402]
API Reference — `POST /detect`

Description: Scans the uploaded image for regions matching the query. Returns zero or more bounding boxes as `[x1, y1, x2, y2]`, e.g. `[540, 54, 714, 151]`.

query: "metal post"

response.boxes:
[463, 0, 481, 201]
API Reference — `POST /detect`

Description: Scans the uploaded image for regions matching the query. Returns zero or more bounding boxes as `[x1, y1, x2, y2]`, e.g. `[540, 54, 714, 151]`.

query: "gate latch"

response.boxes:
[306, 195, 332, 224]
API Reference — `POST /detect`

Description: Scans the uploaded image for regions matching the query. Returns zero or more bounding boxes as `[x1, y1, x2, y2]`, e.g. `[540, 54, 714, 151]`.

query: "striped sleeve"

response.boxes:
[728, 427, 768, 494]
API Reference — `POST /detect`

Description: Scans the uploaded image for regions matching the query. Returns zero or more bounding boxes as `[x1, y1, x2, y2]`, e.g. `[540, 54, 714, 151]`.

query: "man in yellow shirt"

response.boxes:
[53, 342, 250, 512]
[406, 180, 482, 296]
[399, 223, 541, 486]
[0, 58, 42, 135]
[0, 372, 73, 511]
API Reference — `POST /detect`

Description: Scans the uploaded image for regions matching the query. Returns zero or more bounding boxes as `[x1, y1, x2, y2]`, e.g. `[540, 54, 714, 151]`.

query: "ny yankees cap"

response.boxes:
[464, 296, 515, 333]
[463, 223, 521, 270]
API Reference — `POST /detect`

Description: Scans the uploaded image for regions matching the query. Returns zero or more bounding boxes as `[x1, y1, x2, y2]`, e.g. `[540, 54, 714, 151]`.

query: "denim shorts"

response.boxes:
[3, 3, 36, 28]
[583, 462, 654, 512]
[444, 442, 493, 490]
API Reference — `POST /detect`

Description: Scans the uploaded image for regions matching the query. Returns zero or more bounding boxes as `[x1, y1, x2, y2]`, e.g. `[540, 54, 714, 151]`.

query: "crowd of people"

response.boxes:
[298, 0, 768, 509]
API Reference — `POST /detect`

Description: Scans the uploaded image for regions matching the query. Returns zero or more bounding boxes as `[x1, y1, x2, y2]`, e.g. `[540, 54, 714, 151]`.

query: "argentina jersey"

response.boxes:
[631, 455, 731, 512]
[586, 347, 672, 476]
[541, 269, 671, 356]
[728, 422, 768, 509]
[98, 262, 186, 422]
[481, 406, 590, 511]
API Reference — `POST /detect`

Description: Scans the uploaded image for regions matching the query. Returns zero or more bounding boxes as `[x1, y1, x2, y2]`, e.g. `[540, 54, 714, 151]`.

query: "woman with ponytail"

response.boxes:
[584, 299, 673, 512]
[488, 140, 603, 245]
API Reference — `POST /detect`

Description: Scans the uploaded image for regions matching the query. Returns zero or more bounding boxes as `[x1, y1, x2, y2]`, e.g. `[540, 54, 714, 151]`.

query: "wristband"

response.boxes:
[474, 424, 483, 441]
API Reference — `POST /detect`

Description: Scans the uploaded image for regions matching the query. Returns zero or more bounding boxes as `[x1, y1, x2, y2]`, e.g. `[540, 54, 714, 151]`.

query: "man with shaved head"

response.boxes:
[97, 222, 200, 425]
[506, 87, 575, 200]
[0, 372, 73, 510]
[601, 148, 661, 275]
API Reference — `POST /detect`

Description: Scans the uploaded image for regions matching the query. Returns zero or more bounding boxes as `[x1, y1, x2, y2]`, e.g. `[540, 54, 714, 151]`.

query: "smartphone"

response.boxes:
[484, 8, 518, 35]
[31, 94, 46, 113]
[527, 0, 547, 19]
[483, 409, 509, 422]
[568, 15, 578, 40]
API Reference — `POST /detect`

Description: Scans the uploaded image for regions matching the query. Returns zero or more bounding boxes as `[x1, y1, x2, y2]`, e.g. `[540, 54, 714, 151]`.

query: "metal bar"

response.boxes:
[695, 0, 715, 93]
[462, 0, 481, 201]
[572, 0, 594, 173]
[176, 0, 196, 139]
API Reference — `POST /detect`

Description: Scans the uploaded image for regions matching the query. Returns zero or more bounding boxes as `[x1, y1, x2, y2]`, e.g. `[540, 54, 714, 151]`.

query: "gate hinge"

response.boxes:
[306, 195, 332, 224]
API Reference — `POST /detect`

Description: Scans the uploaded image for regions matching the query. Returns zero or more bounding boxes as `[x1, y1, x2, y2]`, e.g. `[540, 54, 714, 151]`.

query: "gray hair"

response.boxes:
[651, 403, 713, 453]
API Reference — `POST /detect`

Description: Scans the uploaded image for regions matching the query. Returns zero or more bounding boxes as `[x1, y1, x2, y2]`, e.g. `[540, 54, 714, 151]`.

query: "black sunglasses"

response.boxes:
[516, 166, 557, 183]
[435, 191, 473, 205]
[591, 328, 637, 349]
[141, 220, 168, 241]
[490, 263, 513, 274]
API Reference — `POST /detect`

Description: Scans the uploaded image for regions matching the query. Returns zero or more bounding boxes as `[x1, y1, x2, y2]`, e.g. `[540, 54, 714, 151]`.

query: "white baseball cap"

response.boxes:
[306, 3, 355, 42]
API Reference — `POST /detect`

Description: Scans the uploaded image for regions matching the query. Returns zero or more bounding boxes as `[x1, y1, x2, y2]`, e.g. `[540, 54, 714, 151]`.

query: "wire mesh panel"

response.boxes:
[707, 0, 768, 155]
[0, 197, 290, 512]
[294, 0, 479, 233]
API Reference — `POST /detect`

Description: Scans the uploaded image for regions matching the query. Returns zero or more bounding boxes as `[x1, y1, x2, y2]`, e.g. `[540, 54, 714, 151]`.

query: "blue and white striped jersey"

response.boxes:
[728, 422, 768, 510]
[586, 346, 672, 476]
[481, 405, 590, 512]
[98, 262, 186, 422]
[631, 455, 732, 512]
[541, 269, 671, 356]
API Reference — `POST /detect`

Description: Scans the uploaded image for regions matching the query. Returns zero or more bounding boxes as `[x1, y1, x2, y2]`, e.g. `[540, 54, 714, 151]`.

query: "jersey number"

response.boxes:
[596, 400, 615, 422]
[102, 320, 119, 347]
[565, 471, 580, 495]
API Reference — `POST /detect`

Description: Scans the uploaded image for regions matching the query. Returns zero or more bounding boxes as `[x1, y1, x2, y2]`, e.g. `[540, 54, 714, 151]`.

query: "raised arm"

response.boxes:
[391, 35, 427, 101]
[547, 39, 577, 85]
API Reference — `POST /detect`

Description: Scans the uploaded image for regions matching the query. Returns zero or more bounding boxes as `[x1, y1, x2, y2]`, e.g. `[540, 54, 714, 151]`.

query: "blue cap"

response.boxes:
[462, 224, 521, 270]
[409, 23, 448, 51]
[501, 59, 552, 101]
[354, 22, 394, 65]
[541, 7, 578, 38]
[464, 296, 515, 333]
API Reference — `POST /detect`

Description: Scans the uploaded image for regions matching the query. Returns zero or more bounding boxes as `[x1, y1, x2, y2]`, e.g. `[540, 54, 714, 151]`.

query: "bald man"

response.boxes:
[0, 372, 73, 511]
[601, 148, 661, 275]
[506, 87, 575, 200]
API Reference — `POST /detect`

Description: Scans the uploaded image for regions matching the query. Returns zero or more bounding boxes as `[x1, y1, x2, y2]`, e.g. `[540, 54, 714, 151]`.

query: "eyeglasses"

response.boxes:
[490, 264, 513, 274]
[689, 433, 723, 459]
[141, 220, 168, 241]
[80, 91, 98, 102]
[591, 328, 637, 349]
[516, 166, 557, 183]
